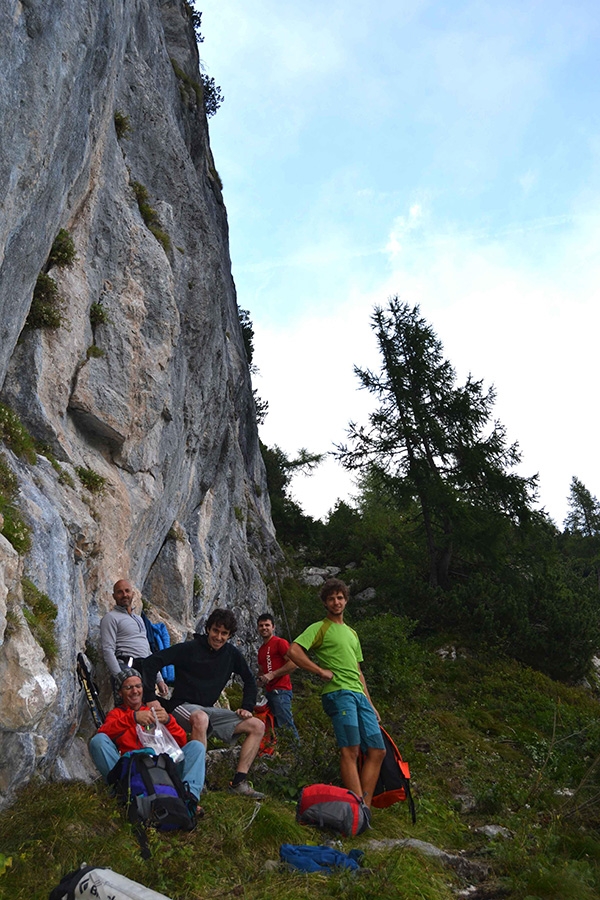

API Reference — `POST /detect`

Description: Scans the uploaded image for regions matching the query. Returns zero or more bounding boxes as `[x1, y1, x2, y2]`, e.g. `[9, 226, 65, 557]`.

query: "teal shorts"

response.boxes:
[321, 690, 384, 750]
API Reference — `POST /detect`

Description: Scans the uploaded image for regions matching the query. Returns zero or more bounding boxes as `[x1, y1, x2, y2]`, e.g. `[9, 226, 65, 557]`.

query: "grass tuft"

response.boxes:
[75, 466, 106, 495]
[21, 577, 58, 665]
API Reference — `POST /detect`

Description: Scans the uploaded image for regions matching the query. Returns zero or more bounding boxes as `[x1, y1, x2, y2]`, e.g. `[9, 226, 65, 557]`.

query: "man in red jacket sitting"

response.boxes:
[88, 668, 205, 808]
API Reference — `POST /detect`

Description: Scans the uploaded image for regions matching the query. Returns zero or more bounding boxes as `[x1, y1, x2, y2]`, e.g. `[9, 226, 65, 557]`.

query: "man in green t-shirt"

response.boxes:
[288, 578, 385, 808]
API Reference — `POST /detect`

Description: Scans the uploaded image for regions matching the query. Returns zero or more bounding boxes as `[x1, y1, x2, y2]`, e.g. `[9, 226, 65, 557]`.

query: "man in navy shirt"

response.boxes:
[145, 608, 265, 799]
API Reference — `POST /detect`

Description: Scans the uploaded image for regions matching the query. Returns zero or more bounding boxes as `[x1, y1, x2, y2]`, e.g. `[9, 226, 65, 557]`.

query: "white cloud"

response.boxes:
[255, 203, 600, 525]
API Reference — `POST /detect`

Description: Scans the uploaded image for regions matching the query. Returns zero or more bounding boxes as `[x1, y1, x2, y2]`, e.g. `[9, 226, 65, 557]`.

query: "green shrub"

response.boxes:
[47, 229, 77, 269]
[89, 301, 111, 327]
[354, 613, 423, 696]
[0, 403, 37, 463]
[200, 73, 224, 118]
[170, 58, 203, 106]
[0, 505, 32, 554]
[131, 181, 171, 253]
[148, 225, 171, 254]
[21, 577, 58, 665]
[0, 451, 32, 554]
[26, 273, 64, 329]
[86, 345, 105, 359]
[113, 110, 131, 139]
[75, 466, 106, 495]
[183, 1, 204, 43]
[58, 469, 75, 489]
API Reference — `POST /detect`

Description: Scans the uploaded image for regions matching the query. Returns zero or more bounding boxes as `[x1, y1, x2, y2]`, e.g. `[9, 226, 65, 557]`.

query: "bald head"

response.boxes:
[113, 579, 134, 610]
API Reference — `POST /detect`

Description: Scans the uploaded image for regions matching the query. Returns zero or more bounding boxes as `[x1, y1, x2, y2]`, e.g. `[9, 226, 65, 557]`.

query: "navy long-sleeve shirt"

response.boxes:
[144, 633, 257, 712]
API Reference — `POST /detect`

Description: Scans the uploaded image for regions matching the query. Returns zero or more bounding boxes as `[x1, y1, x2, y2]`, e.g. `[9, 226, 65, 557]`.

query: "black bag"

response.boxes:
[108, 750, 196, 858]
[359, 727, 416, 823]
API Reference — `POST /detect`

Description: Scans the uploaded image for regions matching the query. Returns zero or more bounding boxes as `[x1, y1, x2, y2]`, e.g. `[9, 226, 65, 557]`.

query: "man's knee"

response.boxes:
[236, 715, 265, 737]
[340, 744, 360, 761]
[369, 746, 386, 762]
[189, 710, 209, 731]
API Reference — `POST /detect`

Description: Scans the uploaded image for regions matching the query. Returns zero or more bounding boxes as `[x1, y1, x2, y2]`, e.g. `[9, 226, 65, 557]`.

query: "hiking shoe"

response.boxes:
[228, 780, 265, 800]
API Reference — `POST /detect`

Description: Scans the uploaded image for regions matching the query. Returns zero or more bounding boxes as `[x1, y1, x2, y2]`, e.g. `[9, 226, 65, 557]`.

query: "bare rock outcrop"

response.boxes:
[0, 0, 277, 808]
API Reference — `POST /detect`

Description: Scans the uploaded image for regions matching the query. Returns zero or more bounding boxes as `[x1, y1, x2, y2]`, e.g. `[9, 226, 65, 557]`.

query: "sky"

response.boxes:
[198, 0, 600, 526]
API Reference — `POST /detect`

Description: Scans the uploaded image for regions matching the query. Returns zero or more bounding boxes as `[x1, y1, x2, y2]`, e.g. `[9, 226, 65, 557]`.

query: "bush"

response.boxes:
[131, 182, 171, 254]
[0, 453, 32, 554]
[47, 229, 77, 269]
[21, 578, 58, 665]
[0, 403, 37, 463]
[354, 613, 423, 696]
[75, 466, 106, 495]
[89, 301, 111, 327]
[200, 73, 224, 118]
[113, 110, 131, 140]
[26, 273, 64, 329]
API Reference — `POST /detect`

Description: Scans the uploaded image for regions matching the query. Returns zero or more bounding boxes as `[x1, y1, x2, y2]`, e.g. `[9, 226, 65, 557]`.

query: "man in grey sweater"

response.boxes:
[100, 579, 167, 702]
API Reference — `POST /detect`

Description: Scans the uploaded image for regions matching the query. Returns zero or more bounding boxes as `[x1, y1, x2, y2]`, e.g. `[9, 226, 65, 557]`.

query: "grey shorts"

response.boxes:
[172, 703, 242, 744]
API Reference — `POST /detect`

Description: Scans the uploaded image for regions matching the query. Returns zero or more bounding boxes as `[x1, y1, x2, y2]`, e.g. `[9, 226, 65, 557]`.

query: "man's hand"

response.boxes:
[319, 668, 334, 682]
[235, 708, 253, 719]
[143, 701, 170, 724]
[257, 672, 273, 685]
[156, 680, 169, 697]
[134, 708, 158, 726]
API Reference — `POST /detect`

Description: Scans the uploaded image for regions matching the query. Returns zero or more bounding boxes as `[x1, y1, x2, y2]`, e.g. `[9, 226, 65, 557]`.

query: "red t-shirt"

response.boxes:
[97, 704, 187, 754]
[258, 635, 292, 691]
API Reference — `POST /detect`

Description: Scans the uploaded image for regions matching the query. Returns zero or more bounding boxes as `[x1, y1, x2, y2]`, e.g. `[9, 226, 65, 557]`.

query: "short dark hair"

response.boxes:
[257, 613, 274, 626]
[320, 578, 349, 603]
[205, 608, 237, 636]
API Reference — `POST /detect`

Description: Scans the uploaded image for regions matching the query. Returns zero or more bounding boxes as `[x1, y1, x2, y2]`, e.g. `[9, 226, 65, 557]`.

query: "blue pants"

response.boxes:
[89, 733, 206, 801]
[267, 689, 300, 742]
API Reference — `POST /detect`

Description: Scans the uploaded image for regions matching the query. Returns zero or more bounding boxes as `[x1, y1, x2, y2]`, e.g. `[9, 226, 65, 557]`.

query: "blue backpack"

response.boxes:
[141, 614, 175, 684]
[107, 750, 196, 858]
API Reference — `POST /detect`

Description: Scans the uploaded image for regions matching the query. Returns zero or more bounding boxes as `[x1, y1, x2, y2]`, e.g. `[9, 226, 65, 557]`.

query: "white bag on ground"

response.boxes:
[48, 865, 174, 900]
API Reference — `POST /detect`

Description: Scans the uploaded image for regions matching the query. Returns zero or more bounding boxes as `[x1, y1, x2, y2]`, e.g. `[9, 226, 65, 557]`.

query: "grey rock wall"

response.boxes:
[0, 0, 277, 809]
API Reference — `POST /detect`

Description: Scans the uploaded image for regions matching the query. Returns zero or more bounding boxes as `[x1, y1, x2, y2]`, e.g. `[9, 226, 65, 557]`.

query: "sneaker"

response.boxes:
[228, 780, 265, 800]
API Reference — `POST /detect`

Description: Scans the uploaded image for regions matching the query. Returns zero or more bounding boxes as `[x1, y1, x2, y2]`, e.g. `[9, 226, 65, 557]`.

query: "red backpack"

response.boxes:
[297, 783, 371, 836]
[360, 727, 416, 822]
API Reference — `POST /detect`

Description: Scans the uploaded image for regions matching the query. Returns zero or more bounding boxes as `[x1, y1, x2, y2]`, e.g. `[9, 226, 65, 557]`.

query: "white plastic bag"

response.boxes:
[135, 709, 184, 763]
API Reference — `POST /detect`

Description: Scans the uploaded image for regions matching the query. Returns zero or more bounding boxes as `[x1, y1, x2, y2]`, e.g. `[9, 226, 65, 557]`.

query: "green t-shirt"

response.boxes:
[294, 618, 364, 695]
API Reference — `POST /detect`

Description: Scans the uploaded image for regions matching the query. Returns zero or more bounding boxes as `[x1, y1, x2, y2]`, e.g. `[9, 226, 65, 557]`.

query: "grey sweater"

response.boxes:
[100, 606, 151, 676]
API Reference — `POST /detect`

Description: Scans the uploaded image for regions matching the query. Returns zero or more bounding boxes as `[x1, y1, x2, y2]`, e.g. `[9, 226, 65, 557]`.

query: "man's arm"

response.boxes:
[287, 642, 333, 681]
[100, 612, 121, 676]
[258, 658, 297, 685]
[142, 644, 179, 684]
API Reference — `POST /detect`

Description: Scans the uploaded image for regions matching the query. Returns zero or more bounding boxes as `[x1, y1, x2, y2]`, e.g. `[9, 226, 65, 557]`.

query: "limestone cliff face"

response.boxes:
[0, 0, 277, 808]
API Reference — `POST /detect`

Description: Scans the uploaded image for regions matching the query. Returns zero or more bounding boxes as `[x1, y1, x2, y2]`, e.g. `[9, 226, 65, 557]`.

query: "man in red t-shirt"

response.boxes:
[257, 614, 300, 741]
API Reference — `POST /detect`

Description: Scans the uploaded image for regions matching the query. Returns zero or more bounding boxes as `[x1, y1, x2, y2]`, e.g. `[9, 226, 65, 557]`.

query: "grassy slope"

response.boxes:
[2, 647, 600, 900]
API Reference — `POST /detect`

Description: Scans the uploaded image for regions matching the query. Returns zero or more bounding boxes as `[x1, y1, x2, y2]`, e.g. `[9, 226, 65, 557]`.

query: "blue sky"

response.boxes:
[199, 0, 600, 525]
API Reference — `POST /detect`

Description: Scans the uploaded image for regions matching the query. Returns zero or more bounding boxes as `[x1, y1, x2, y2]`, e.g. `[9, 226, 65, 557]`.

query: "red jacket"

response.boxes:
[98, 704, 187, 755]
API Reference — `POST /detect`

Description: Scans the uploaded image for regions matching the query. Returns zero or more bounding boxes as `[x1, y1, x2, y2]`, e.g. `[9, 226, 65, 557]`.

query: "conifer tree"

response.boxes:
[336, 298, 537, 588]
